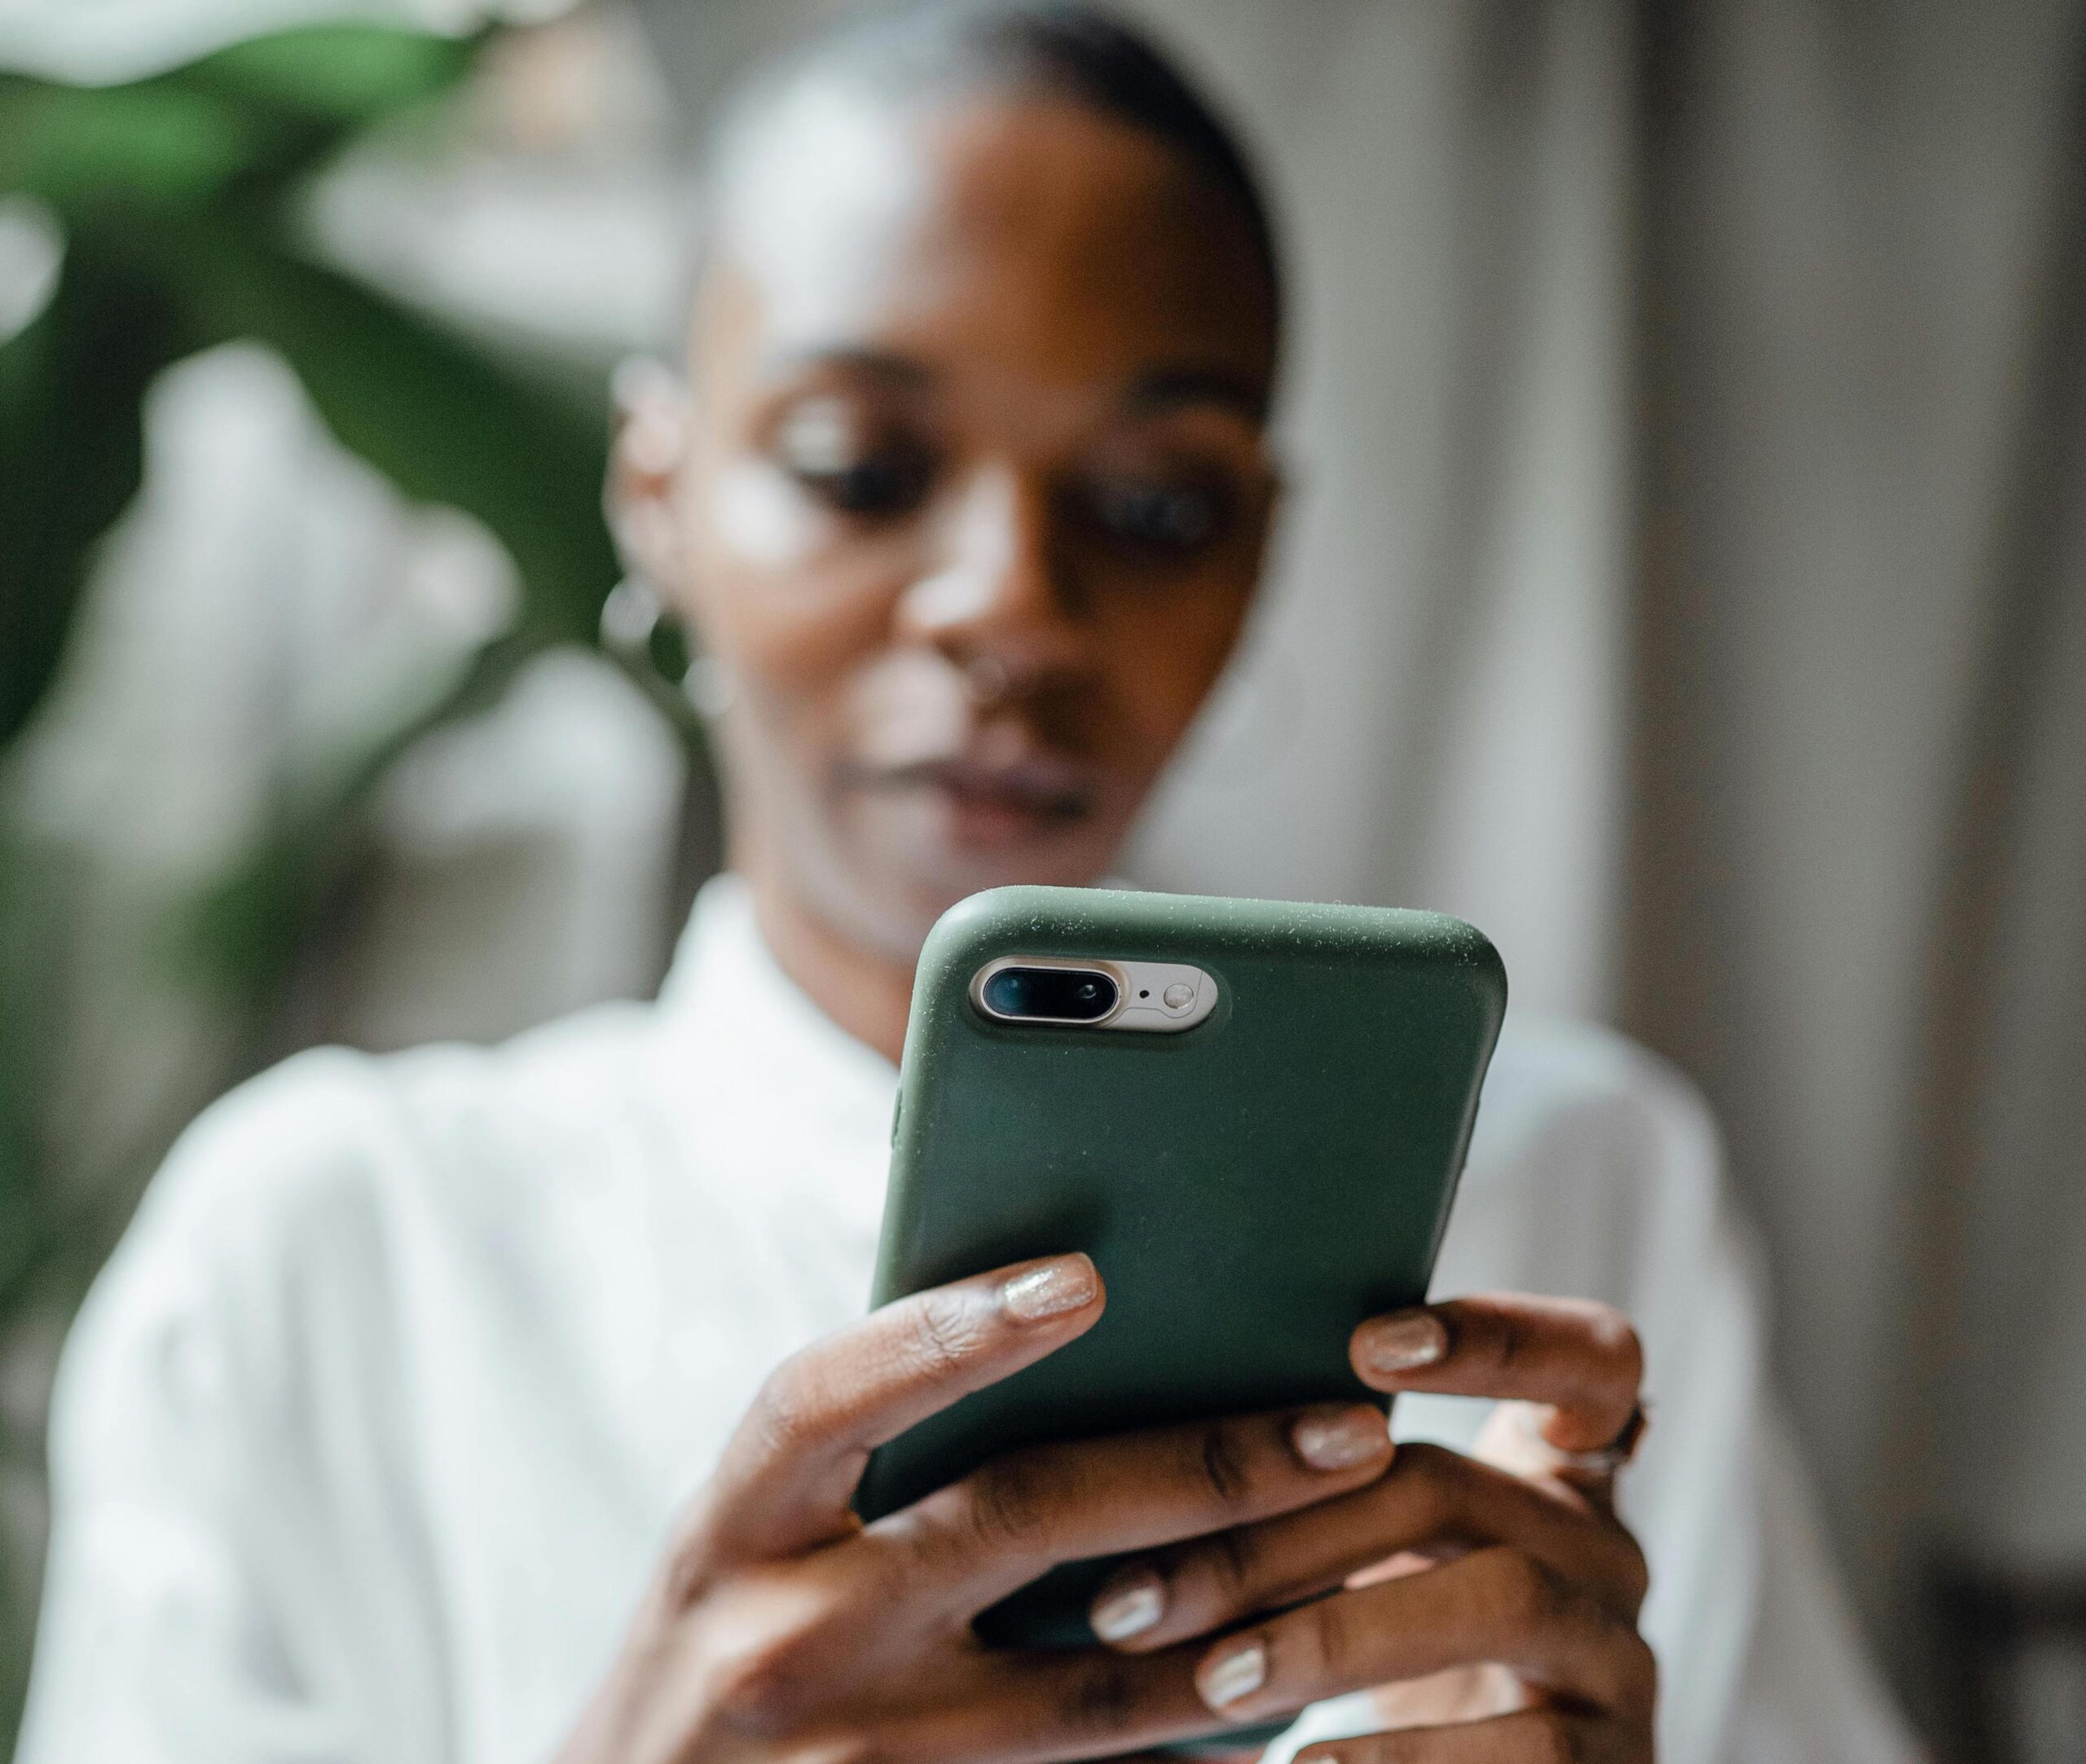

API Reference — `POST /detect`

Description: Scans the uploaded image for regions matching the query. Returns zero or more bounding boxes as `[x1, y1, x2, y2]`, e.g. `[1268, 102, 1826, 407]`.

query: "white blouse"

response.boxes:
[19, 878, 1918, 1763]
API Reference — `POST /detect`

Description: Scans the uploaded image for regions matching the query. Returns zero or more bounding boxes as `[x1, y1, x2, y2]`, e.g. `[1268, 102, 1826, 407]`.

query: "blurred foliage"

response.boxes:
[0, 18, 666, 1738]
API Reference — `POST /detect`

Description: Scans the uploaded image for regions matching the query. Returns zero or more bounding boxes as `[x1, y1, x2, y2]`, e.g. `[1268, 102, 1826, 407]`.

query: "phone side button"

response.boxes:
[890, 1090, 903, 1146]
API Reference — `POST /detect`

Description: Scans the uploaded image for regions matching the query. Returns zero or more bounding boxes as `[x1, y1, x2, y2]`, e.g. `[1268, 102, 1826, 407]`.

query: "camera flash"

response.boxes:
[1162, 983, 1196, 1010]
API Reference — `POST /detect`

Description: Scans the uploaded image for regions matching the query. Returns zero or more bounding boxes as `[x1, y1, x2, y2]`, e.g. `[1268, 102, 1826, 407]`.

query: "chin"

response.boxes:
[856, 812, 1124, 945]
[781, 780, 1135, 964]
[909, 838, 1111, 916]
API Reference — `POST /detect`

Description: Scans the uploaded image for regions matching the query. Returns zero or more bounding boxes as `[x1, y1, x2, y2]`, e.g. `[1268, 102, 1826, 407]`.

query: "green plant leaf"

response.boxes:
[174, 228, 618, 649]
[0, 245, 193, 747]
[149, 230, 626, 998]
[187, 24, 480, 126]
[0, 19, 492, 744]
[0, 21, 572, 1746]
[180, 631, 539, 1000]
[0, 80, 262, 213]
[0, 23, 480, 228]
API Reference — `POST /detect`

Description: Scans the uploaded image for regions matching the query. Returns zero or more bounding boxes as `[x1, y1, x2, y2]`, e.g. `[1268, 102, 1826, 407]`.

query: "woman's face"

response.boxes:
[616, 90, 1279, 957]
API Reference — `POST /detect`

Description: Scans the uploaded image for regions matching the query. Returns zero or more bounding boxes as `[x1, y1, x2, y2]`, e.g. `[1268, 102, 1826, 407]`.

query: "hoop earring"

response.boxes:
[601, 576, 735, 723]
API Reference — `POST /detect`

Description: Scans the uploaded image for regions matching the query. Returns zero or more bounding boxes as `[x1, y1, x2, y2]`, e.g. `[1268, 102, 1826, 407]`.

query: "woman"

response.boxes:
[20, 7, 1913, 1762]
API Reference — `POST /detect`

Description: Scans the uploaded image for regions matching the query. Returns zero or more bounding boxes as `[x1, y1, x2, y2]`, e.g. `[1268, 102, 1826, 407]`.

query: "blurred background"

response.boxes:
[2, 0, 2081, 1757]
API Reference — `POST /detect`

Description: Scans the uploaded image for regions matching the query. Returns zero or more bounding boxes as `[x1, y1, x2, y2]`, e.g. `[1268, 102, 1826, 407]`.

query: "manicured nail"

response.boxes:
[1089, 1565, 1166, 1641]
[1199, 1637, 1267, 1709]
[1291, 1404, 1391, 1471]
[1001, 1255, 1099, 1323]
[1355, 1310, 1448, 1376]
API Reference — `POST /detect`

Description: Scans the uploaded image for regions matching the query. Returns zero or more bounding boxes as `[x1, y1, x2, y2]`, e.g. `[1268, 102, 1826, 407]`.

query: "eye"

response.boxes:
[770, 398, 934, 518]
[1083, 476, 1229, 551]
[794, 453, 935, 516]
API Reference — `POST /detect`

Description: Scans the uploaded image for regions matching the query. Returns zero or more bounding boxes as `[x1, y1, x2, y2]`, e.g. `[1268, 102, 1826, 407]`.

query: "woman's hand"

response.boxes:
[557, 1251, 1405, 1763]
[557, 1261, 1654, 1763]
[1084, 1293, 1656, 1762]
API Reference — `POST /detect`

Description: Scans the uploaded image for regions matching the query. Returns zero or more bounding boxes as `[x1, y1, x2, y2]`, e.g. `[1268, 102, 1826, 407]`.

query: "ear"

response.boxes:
[605, 356, 693, 605]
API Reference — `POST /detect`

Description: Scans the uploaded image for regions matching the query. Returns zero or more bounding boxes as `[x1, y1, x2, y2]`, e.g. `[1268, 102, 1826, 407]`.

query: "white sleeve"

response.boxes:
[1564, 1044, 1922, 1764]
[15, 1052, 445, 1764]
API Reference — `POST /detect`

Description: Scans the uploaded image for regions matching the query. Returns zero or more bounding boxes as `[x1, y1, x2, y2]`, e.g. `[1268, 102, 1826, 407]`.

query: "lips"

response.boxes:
[844, 751, 1099, 842]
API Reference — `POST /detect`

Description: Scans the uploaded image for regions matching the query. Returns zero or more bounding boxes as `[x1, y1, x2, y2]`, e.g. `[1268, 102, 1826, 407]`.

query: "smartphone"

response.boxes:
[857, 884, 1506, 1651]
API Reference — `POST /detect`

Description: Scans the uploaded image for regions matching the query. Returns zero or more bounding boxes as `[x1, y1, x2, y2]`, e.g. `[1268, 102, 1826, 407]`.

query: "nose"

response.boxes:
[896, 466, 1089, 695]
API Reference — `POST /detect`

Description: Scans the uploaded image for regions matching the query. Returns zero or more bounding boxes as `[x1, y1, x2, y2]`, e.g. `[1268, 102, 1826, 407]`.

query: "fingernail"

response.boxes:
[1089, 1565, 1165, 1641]
[1001, 1255, 1099, 1323]
[1199, 1637, 1267, 1709]
[1355, 1310, 1448, 1376]
[1291, 1404, 1391, 1470]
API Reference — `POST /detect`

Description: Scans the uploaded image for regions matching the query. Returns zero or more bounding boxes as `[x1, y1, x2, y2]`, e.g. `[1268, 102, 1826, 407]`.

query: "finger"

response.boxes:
[1089, 1442, 1648, 1652]
[878, 1644, 1221, 1764]
[1295, 1708, 1640, 1762]
[1190, 1545, 1658, 1729]
[1350, 1296, 1643, 1453]
[1468, 1399, 1631, 1517]
[871, 1400, 1394, 1619]
[687, 1253, 1105, 1564]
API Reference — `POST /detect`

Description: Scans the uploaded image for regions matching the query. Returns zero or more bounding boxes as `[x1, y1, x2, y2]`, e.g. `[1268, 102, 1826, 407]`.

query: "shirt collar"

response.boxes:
[652, 873, 899, 1203]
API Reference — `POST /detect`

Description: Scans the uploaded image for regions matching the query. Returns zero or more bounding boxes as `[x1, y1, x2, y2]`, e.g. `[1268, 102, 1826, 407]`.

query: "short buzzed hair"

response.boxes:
[696, 1, 1283, 355]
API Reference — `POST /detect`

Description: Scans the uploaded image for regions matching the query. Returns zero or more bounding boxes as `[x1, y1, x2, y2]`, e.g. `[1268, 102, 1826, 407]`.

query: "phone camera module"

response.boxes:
[982, 966, 1118, 1023]
[983, 969, 1030, 1017]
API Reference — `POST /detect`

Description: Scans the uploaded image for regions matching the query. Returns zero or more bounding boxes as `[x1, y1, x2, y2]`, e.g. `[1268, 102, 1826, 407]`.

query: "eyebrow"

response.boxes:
[760, 345, 936, 389]
[1124, 367, 1271, 425]
[759, 347, 1270, 423]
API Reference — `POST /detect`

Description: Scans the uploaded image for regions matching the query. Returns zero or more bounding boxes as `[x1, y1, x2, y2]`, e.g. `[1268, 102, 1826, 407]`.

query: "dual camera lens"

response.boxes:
[980, 966, 1119, 1023]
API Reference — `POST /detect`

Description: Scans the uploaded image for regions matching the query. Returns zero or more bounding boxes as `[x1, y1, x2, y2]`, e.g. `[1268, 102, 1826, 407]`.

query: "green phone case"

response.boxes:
[858, 885, 1506, 1651]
